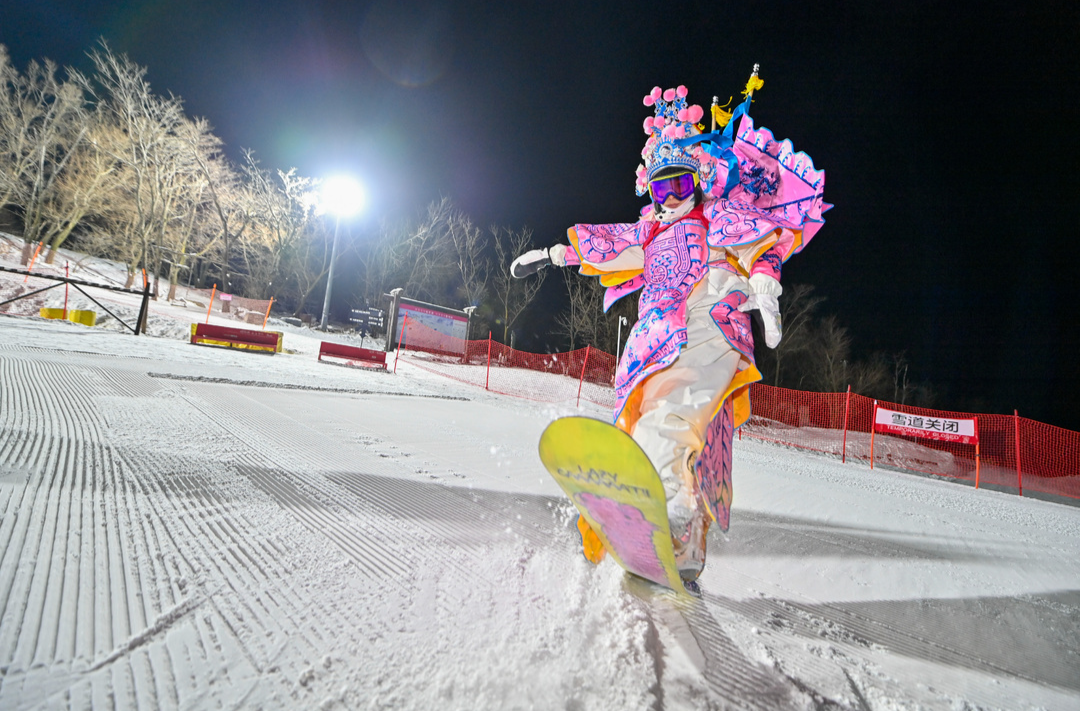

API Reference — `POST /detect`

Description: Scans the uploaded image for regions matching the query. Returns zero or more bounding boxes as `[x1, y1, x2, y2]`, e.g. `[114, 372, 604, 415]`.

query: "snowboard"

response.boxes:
[538, 416, 686, 591]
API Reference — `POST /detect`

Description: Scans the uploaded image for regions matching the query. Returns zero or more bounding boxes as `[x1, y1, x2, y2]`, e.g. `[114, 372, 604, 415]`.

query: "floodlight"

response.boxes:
[321, 175, 365, 218]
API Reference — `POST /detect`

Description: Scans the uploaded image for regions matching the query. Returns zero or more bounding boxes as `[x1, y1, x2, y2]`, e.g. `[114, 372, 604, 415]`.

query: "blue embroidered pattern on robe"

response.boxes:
[709, 291, 755, 363]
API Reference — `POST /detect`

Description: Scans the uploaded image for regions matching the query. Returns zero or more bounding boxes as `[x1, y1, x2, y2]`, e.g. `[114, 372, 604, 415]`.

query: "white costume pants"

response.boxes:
[630, 268, 750, 510]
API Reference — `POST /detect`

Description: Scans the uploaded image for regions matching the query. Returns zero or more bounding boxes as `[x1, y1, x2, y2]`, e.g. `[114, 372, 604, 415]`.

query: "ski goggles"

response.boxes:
[648, 171, 698, 204]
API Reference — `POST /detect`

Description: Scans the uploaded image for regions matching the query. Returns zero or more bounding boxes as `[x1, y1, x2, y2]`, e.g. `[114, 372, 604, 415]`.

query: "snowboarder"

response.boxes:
[513, 68, 829, 582]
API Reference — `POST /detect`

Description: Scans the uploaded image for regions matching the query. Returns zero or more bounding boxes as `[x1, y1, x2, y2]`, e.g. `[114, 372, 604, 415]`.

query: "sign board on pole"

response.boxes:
[393, 299, 468, 356]
[349, 307, 385, 331]
[397, 300, 464, 352]
[873, 407, 978, 445]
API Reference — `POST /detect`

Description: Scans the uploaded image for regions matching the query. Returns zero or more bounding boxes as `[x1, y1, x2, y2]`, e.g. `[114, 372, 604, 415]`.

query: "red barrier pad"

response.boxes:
[190, 323, 282, 354]
[319, 341, 387, 370]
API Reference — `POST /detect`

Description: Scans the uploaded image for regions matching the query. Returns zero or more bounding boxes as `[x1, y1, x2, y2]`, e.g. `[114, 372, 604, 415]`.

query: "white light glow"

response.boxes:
[321, 175, 366, 217]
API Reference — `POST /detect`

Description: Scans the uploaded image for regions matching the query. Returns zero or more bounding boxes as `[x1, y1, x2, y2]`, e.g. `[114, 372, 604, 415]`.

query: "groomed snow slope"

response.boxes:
[1, 315, 1079, 710]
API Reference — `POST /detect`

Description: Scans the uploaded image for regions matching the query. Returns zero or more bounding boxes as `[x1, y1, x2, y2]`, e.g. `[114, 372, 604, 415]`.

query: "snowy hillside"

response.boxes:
[2, 239, 1080, 709]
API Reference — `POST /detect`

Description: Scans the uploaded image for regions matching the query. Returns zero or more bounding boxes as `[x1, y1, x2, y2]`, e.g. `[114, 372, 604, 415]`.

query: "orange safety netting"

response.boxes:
[177, 286, 273, 325]
[743, 383, 1080, 500]
[396, 318, 617, 409]
[394, 320, 1079, 501]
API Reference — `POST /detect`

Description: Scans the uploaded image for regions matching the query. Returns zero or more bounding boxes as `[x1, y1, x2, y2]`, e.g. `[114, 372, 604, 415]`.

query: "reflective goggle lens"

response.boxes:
[649, 172, 697, 203]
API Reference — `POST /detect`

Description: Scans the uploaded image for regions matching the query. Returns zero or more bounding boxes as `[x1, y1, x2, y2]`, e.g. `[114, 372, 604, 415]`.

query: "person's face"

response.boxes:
[650, 171, 696, 210]
[662, 193, 691, 209]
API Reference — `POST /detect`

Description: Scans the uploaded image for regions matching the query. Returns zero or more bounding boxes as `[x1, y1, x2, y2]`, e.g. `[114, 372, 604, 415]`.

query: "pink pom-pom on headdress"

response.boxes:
[634, 83, 717, 198]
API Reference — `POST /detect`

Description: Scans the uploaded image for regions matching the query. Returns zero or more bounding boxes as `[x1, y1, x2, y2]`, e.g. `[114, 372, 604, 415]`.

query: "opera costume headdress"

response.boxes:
[635, 66, 765, 201]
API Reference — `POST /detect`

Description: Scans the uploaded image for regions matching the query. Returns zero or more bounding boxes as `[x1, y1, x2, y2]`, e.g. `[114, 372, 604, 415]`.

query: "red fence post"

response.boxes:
[842, 384, 851, 464]
[975, 416, 981, 489]
[63, 263, 70, 319]
[1014, 409, 1022, 496]
[869, 400, 878, 469]
[485, 331, 492, 391]
[577, 345, 591, 407]
[394, 313, 409, 374]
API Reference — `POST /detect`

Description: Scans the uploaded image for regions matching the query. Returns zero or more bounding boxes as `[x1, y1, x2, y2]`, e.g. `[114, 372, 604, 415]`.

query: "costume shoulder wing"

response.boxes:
[705, 115, 831, 259]
[568, 221, 649, 274]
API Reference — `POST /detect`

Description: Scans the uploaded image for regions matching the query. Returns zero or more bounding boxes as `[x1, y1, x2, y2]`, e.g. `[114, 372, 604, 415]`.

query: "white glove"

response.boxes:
[510, 245, 567, 278]
[738, 274, 783, 348]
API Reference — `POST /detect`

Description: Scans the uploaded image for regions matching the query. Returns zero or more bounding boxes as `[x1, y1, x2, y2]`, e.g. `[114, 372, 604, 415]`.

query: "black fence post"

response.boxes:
[135, 273, 151, 335]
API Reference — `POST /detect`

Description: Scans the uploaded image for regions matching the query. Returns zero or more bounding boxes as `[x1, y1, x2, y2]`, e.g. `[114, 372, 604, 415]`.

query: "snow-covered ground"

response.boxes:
[2, 239, 1080, 709]
[0, 233, 386, 359]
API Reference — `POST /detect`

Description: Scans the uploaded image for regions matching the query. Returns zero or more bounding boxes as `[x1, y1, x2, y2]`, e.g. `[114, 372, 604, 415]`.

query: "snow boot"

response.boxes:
[670, 497, 710, 582]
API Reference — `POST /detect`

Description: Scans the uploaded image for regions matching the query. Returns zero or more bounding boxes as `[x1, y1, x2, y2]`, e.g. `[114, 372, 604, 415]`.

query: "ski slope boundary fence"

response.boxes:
[173, 285, 274, 327]
[0, 238, 274, 327]
[397, 320, 1080, 501]
[396, 318, 617, 409]
[741, 385, 1080, 501]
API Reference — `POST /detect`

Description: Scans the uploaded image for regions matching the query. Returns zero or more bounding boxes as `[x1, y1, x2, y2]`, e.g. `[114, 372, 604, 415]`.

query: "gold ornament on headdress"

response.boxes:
[742, 63, 764, 98]
[710, 64, 762, 132]
[711, 97, 733, 131]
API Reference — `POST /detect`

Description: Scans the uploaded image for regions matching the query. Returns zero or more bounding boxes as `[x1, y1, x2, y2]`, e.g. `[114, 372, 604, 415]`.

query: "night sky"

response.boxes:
[4, 1, 1079, 428]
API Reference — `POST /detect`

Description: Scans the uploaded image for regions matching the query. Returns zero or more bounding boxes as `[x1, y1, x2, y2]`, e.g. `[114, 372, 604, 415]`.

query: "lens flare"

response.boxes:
[359, 0, 454, 88]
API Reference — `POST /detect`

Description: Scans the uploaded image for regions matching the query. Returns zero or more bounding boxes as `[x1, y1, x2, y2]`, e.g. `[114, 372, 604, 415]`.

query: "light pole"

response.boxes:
[319, 176, 365, 331]
[617, 315, 629, 359]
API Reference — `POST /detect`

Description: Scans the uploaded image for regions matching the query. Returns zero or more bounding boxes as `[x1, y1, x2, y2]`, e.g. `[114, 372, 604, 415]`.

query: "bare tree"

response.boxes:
[395, 198, 458, 302]
[890, 351, 915, 405]
[241, 164, 333, 316]
[175, 116, 248, 297]
[353, 198, 486, 314]
[0, 45, 18, 209]
[40, 108, 121, 262]
[0, 47, 89, 247]
[849, 352, 890, 400]
[555, 269, 605, 350]
[491, 225, 547, 343]
[240, 156, 310, 298]
[811, 314, 852, 392]
[446, 208, 489, 308]
[354, 216, 406, 309]
[281, 215, 335, 317]
[88, 42, 199, 287]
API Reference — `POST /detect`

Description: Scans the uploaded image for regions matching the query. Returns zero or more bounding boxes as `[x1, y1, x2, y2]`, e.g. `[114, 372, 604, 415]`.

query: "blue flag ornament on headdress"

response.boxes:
[635, 66, 763, 200]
